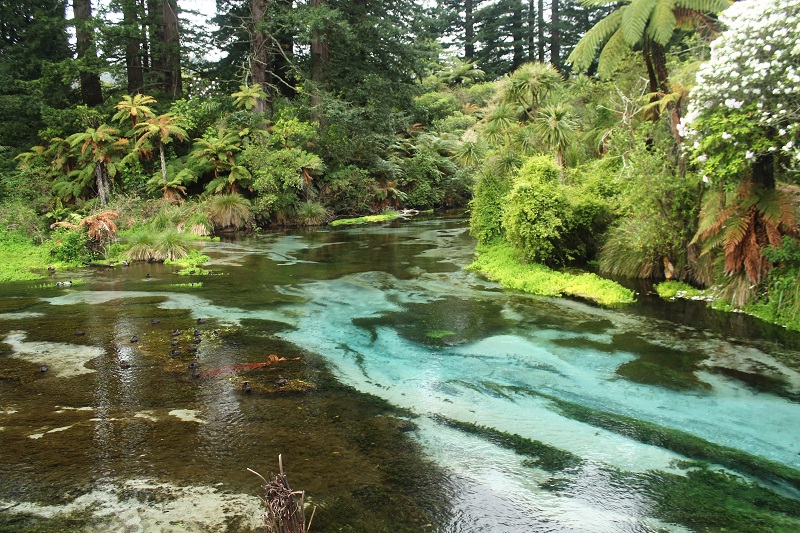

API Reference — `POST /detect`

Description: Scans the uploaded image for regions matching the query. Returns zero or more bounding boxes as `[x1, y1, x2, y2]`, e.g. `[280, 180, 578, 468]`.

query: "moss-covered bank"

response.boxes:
[467, 242, 635, 307]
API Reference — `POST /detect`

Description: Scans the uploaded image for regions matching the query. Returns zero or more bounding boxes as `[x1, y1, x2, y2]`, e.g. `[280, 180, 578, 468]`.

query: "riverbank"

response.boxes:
[467, 242, 635, 307]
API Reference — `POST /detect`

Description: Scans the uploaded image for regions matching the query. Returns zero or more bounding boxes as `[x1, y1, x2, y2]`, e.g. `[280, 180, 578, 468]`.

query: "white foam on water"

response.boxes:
[168, 409, 206, 424]
[0, 479, 262, 531]
[0, 311, 45, 320]
[4, 331, 105, 378]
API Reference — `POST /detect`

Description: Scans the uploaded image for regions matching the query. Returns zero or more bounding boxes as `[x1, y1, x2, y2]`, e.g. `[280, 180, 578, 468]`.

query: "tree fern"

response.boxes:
[648, 0, 678, 45]
[675, 0, 730, 13]
[596, 30, 630, 79]
[622, 0, 657, 46]
[567, 9, 626, 72]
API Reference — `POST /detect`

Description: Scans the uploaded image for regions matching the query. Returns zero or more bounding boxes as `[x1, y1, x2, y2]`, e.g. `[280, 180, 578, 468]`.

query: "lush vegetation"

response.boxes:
[0, 0, 798, 329]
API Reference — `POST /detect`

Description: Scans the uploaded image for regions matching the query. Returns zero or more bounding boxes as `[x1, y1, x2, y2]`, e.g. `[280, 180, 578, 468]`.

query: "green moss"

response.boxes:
[431, 415, 583, 472]
[655, 280, 707, 300]
[0, 230, 78, 283]
[425, 329, 455, 339]
[329, 212, 401, 226]
[467, 242, 635, 306]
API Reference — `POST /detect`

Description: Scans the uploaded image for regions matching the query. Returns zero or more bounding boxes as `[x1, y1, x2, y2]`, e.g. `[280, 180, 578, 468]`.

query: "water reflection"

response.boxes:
[1, 217, 799, 531]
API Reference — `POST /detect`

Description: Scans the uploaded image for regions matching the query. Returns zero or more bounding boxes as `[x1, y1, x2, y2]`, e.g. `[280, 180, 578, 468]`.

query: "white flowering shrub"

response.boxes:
[680, 0, 800, 186]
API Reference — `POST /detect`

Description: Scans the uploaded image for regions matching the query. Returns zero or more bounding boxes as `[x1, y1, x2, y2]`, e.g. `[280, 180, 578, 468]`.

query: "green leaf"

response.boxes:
[622, 0, 657, 46]
[647, 0, 677, 46]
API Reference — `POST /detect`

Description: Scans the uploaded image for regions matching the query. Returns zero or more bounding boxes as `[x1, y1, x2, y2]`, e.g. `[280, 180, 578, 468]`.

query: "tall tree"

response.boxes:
[550, 0, 560, 71]
[121, 0, 145, 93]
[250, 0, 270, 115]
[161, 0, 182, 96]
[309, 0, 330, 124]
[73, 0, 104, 106]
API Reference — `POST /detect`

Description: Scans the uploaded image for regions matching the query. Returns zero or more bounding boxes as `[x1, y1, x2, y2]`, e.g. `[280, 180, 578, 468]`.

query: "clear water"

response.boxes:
[1, 215, 799, 532]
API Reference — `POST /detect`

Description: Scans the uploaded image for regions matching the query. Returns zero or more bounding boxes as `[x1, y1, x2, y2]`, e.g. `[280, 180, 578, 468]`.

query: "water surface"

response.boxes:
[2, 215, 800, 531]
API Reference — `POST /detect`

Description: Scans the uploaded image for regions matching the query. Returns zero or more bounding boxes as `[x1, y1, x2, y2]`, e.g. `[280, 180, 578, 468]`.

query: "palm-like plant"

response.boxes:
[65, 125, 129, 205]
[145, 157, 199, 203]
[206, 193, 253, 230]
[112, 94, 157, 128]
[136, 113, 189, 185]
[567, 0, 730, 102]
[536, 103, 578, 169]
[231, 84, 269, 111]
[502, 62, 564, 121]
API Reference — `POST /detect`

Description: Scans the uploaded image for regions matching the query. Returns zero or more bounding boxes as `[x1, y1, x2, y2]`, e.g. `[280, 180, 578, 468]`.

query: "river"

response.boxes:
[1, 215, 799, 531]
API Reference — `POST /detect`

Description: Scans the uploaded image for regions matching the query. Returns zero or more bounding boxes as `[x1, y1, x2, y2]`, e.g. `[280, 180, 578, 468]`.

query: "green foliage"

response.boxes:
[502, 156, 613, 266]
[655, 280, 706, 300]
[49, 228, 94, 264]
[295, 201, 329, 226]
[503, 167, 569, 264]
[152, 229, 190, 261]
[469, 171, 511, 245]
[329, 212, 401, 227]
[206, 193, 253, 230]
[0, 200, 47, 241]
[467, 242, 635, 306]
[123, 228, 156, 261]
[323, 165, 380, 215]
[411, 92, 461, 126]
[0, 229, 63, 282]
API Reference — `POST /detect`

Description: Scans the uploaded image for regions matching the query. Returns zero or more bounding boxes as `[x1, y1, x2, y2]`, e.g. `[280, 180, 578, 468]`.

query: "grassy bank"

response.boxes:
[467, 242, 635, 307]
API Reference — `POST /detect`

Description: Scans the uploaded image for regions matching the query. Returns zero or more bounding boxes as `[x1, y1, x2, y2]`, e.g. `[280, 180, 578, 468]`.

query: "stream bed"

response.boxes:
[1, 215, 800, 531]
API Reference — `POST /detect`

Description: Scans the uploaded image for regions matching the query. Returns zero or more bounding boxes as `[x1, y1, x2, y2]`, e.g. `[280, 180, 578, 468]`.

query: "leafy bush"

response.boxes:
[295, 201, 329, 226]
[323, 165, 380, 215]
[503, 170, 568, 264]
[411, 92, 461, 125]
[152, 230, 190, 261]
[49, 228, 94, 264]
[469, 171, 511, 245]
[432, 112, 477, 135]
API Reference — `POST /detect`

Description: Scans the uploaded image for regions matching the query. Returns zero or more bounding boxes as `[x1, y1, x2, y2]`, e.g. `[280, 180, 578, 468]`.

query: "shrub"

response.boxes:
[295, 201, 329, 226]
[469, 171, 511, 245]
[49, 228, 94, 264]
[152, 230, 190, 261]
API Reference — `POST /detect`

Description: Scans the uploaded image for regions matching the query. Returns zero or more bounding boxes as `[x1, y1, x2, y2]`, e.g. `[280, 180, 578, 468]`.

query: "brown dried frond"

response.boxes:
[50, 221, 79, 231]
[79, 210, 119, 244]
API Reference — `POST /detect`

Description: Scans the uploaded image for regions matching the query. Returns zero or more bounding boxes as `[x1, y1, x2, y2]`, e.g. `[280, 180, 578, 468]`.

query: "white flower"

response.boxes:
[722, 132, 732, 140]
[698, 154, 708, 163]
[702, 175, 710, 184]
[746, 150, 755, 159]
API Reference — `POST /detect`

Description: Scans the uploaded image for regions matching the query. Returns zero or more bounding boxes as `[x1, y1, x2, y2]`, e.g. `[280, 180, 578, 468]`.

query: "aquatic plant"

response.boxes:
[329, 212, 401, 226]
[123, 229, 156, 261]
[249, 456, 315, 533]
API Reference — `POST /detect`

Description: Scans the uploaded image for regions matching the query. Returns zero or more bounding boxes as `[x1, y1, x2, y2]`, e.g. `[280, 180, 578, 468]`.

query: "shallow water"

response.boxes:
[1, 215, 800, 531]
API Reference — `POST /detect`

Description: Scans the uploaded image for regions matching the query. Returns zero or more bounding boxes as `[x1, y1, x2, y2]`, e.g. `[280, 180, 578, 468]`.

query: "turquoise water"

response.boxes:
[1, 215, 800, 531]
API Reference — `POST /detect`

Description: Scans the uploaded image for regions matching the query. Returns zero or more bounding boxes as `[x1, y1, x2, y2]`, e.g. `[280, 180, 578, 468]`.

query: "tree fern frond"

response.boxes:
[723, 209, 753, 249]
[567, 9, 626, 71]
[674, 0, 731, 14]
[597, 29, 631, 79]
[581, 0, 631, 6]
[622, 0, 657, 46]
[757, 188, 796, 230]
[647, 0, 677, 45]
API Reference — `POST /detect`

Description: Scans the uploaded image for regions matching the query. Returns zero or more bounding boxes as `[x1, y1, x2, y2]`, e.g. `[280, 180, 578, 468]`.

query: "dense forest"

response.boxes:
[1, 0, 799, 329]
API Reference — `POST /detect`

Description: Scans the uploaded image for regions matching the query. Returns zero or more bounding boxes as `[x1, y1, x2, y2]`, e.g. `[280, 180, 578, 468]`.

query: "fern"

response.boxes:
[622, 0, 657, 46]
[567, 9, 625, 71]
[675, 0, 731, 13]
[597, 30, 630, 79]
[648, 0, 678, 45]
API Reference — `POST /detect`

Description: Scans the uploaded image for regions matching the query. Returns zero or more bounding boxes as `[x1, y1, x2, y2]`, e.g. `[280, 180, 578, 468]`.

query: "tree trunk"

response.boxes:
[123, 0, 144, 93]
[162, 0, 182, 97]
[753, 153, 775, 190]
[550, 0, 560, 71]
[310, 0, 329, 126]
[159, 143, 168, 183]
[512, 2, 524, 69]
[527, 0, 535, 61]
[537, 0, 544, 62]
[147, 0, 164, 87]
[250, 0, 270, 116]
[465, 0, 474, 60]
[95, 163, 108, 206]
[275, 0, 295, 99]
[73, 0, 103, 106]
